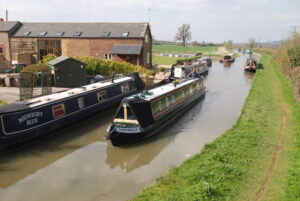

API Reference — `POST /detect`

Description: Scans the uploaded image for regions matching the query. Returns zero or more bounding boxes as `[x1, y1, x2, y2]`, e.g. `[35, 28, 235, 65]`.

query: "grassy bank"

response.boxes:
[153, 45, 217, 54]
[133, 54, 300, 200]
[153, 55, 185, 65]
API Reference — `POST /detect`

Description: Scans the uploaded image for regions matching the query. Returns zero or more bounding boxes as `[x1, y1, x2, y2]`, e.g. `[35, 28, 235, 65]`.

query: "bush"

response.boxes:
[159, 67, 165, 72]
[21, 64, 51, 73]
[74, 56, 155, 77]
[288, 45, 300, 67]
[176, 56, 202, 65]
[39, 54, 57, 64]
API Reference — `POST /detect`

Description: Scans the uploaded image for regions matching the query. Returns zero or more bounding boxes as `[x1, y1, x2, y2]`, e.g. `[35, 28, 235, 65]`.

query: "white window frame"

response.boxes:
[97, 90, 107, 102]
[105, 53, 113, 60]
[121, 83, 130, 93]
[147, 52, 150, 64]
[145, 34, 149, 43]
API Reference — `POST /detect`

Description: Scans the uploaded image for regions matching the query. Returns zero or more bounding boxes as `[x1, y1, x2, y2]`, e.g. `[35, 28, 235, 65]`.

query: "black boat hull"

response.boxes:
[108, 90, 206, 146]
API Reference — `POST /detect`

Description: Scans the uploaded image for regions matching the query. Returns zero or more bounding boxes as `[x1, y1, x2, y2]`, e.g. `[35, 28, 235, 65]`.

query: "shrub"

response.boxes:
[176, 55, 202, 65]
[39, 54, 57, 64]
[74, 56, 155, 77]
[21, 64, 51, 73]
[159, 67, 165, 72]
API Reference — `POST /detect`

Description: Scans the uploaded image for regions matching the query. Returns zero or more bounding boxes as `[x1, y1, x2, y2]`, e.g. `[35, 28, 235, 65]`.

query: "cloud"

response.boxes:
[232, 6, 240, 12]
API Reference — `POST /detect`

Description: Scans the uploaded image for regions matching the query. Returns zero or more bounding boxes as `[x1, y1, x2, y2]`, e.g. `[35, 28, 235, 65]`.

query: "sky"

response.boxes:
[1, 0, 300, 43]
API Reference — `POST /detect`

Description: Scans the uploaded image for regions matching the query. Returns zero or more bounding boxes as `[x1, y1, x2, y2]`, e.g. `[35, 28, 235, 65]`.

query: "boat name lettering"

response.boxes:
[18, 112, 43, 124]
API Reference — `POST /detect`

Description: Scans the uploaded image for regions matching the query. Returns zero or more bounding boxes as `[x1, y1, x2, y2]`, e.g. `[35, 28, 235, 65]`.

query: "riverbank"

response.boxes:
[132, 54, 300, 200]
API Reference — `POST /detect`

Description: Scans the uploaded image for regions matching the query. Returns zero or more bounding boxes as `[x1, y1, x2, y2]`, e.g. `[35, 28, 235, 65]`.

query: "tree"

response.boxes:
[175, 24, 192, 47]
[248, 38, 256, 49]
[224, 40, 233, 50]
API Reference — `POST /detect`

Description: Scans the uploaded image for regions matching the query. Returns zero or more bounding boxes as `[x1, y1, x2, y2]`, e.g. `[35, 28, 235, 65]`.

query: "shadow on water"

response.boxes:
[105, 96, 205, 172]
[0, 107, 116, 188]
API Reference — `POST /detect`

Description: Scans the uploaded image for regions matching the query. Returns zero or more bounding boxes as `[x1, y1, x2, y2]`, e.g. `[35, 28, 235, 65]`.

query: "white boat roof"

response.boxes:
[20, 76, 132, 108]
[128, 79, 197, 102]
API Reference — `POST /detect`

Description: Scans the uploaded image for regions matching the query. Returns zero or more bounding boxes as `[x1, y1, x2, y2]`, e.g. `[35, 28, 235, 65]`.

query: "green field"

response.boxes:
[153, 55, 185, 65]
[153, 45, 218, 54]
[132, 54, 300, 200]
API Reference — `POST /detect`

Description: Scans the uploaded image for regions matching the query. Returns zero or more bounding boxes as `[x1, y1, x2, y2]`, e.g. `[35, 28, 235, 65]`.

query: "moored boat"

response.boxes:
[106, 77, 206, 146]
[223, 54, 235, 62]
[244, 58, 257, 73]
[0, 73, 144, 152]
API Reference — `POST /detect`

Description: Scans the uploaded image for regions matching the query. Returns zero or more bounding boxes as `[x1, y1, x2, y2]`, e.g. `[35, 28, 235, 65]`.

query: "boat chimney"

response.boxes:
[111, 72, 115, 83]
[0, 18, 4, 22]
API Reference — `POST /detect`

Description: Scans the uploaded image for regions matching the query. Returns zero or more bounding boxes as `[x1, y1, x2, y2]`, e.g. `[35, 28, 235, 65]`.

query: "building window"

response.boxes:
[73, 32, 82, 37]
[22, 31, 31, 36]
[121, 83, 130, 93]
[102, 32, 110, 37]
[105, 54, 112, 60]
[78, 97, 85, 109]
[52, 104, 66, 118]
[147, 52, 150, 64]
[122, 32, 129, 37]
[145, 34, 148, 43]
[97, 91, 107, 102]
[56, 32, 65, 36]
[39, 32, 47, 36]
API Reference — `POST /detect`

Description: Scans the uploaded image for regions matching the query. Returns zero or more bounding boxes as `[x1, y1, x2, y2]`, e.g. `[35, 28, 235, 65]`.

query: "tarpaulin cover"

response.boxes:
[123, 98, 155, 128]
[0, 103, 30, 115]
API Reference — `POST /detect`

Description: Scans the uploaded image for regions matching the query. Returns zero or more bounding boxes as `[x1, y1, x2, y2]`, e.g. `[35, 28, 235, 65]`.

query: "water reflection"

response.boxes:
[0, 108, 115, 188]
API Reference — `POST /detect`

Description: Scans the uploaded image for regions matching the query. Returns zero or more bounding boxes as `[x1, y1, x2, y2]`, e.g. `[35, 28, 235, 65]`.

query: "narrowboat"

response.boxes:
[0, 73, 144, 152]
[244, 58, 257, 73]
[106, 77, 206, 146]
[223, 54, 235, 62]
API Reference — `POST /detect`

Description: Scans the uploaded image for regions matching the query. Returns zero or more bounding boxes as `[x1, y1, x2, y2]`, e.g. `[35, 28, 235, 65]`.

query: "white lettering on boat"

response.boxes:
[26, 118, 39, 126]
[18, 112, 43, 124]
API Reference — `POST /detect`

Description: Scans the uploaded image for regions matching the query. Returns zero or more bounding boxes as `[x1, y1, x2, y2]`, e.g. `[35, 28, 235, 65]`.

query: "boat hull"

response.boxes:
[108, 89, 206, 146]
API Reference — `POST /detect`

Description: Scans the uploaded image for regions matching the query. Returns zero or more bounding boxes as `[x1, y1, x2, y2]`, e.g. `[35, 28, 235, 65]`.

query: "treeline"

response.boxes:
[153, 39, 221, 46]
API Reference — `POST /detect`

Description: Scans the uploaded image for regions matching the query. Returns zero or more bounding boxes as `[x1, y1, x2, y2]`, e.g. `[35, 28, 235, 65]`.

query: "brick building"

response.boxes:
[0, 21, 152, 70]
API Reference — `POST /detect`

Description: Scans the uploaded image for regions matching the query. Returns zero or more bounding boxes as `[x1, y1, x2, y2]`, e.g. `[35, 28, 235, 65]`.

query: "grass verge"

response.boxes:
[153, 45, 217, 54]
[132, 54, 299, 201]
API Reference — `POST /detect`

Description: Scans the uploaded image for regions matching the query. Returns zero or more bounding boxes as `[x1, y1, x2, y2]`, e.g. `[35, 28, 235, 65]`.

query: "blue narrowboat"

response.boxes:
[106, 76, 206, 146]
[0, 73, 144, 152]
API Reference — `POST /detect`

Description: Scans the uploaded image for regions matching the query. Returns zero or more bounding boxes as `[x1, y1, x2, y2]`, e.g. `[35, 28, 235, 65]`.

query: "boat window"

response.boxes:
[165, 97, 169, 107]
[189, 86, 193, 94]
[97, 90, 107, 102]
[52, 104, 66, 118]
[151, 101, 160, 114]
[78, 97, 85, 109]
[121, 83, 130, 93]
[116, 107, 125, 119]
[159, 101, 163, 111]
[127, 108, 136, 120]
[182, 90, 185, 98]
[172, 95, 175, 104]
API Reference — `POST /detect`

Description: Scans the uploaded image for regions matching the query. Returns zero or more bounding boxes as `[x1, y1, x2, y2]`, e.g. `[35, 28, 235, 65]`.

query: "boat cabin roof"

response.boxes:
[126, 78, 197, 102]
[14, 76, 132, 108]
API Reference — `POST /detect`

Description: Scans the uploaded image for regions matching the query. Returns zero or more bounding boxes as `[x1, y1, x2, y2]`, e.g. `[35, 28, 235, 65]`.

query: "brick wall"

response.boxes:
[10, 38, 38, 62]
[0, 32, 10, 61]
[61, 39, 90, 57]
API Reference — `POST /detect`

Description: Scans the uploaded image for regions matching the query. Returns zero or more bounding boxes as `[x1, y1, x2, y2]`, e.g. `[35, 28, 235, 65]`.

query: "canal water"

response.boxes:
[0, 55, 254, 201]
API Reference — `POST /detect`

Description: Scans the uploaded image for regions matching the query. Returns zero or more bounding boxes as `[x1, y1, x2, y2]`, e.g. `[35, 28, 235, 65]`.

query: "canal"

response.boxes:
[0, 55, 254, 201]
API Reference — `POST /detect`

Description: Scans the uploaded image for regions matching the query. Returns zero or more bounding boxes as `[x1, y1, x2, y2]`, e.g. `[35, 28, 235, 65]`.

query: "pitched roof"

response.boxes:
[111, 44, 143, 55]
[11, 22, 149, 38]
[0, 21, 21, 32]
[48, 56, 85, 66]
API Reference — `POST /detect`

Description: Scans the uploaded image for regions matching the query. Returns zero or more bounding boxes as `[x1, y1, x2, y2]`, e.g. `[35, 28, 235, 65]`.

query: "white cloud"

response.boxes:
[232, 6, 240, 12]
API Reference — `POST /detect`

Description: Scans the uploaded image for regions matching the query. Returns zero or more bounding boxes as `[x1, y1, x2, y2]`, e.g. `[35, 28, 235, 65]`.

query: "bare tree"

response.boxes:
[248, 38, 256, 49]
[175, 24, 192, 47]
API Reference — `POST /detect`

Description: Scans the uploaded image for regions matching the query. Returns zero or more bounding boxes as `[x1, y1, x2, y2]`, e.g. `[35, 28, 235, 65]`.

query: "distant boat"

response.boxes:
[223, 54, 235, 62]
[244, 58, 257, 73]
[0, 73, 144, 152]
[106, 77, 206, 146]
